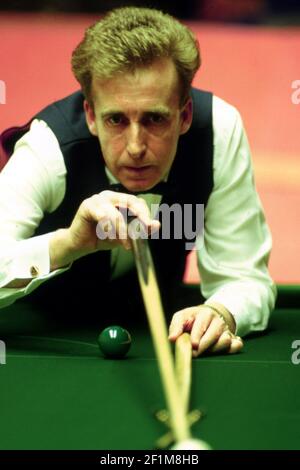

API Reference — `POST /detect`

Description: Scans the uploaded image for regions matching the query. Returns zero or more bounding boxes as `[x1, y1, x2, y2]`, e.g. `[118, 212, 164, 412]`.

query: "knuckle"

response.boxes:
[137, 197, 148, 208]
[80, 199, 89, 211]
[89, 194, 107, 210]
[127, 194, 139, 204]
[222, 334, 232, 348]
[229, 338, 244, 354]
[198, 326, 207, 336]
[172, 311, 182, 321]
[80, 197, 95, 214]
[212, 318, 224, 337]
[207, 310, 215, 322]
[99, 190, 112, 198]
[197, 307, 211, 320]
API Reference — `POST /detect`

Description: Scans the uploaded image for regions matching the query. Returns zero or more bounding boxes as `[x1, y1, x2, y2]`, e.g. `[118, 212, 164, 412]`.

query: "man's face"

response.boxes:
[84, 58, 193, 192]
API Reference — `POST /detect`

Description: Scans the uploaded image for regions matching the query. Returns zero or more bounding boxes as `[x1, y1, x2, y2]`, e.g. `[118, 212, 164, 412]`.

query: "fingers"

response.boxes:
[168, 308, 197, 341]
[74, 190, 160, 251]
[191, 311, 225, 355]
[228, 336, 244, 354]
[102, 190, 160, 233]
[169, 305, 244, 357]
[203, 331, 243, 355]
[206, 331, 232, 354]
[99, 191, 160, 243]
[92, 200, 131, 250]
[191, 320, 244, 356]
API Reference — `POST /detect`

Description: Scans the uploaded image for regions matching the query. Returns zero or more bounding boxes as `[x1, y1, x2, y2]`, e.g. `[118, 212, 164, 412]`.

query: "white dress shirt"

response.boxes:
[0, 95, 277, 336]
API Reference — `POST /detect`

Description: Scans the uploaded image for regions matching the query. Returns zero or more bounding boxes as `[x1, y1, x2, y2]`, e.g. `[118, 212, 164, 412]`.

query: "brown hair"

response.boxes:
[71, 7, 200, 106]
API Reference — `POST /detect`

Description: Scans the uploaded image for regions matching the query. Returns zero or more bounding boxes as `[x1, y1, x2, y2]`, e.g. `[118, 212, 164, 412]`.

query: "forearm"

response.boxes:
[49, 227, 102, 271]
[197, 97, 277, 337]
[49, 228, 77, 271]
[2, 231, 71, 289]
[0, 234, 52, 288]
[0, 233, 70, 306]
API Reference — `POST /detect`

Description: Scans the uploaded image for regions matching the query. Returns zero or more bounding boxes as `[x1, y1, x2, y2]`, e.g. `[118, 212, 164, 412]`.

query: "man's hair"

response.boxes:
[71, 7, 200, 106]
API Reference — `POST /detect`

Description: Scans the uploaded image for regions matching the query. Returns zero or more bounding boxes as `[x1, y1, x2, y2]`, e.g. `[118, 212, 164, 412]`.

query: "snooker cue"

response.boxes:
[131, 236, 191, 443]
[154, 333, 193, 448]
[175, 333, 192, 415]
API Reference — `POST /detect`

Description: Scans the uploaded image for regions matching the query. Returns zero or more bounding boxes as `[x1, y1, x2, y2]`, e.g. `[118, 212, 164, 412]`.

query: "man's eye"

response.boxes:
[142, 113, 166, 126]
[107, 115, 124, 126]
[148, 114, 165, 124]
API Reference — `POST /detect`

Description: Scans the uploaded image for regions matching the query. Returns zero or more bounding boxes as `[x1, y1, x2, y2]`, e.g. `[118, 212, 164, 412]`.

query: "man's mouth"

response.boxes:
[123, 165, 153, 176]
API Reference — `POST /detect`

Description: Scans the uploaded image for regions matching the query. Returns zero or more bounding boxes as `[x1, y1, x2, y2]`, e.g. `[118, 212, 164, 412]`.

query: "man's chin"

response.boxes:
[123, 180, 156, 193]
[119, 174, 159, 193]
[118, 166, 161, 193]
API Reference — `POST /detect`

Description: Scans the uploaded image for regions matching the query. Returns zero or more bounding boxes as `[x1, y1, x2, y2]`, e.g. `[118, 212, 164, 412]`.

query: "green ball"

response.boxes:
[98, 326, 131, 358]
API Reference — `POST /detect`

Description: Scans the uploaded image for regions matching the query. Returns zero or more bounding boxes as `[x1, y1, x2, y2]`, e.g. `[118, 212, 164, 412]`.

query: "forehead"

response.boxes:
[91, 58, 181, 112]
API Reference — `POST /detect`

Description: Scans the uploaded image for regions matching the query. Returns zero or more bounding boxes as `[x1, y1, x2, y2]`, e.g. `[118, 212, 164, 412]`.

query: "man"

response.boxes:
[0, 7, 276, 356]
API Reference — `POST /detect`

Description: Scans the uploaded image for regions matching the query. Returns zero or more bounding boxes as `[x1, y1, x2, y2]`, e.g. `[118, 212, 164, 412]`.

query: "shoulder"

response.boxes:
[190, 89, 243, 135]
[211, 95, 252, 187]
[14, 119, 66, 211]
[0, 119, 66, 214]
[35, 91, 91, 144]
[14, 119, 65, 174]
[35, 90, 84, 119]
[212, 95, 244, 140]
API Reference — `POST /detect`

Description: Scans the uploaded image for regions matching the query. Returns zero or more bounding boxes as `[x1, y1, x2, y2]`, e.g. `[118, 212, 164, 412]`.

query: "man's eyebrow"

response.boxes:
[144, 107, 171, 118]
[100, 109, 123, 119]
[99, 107, 172, 119]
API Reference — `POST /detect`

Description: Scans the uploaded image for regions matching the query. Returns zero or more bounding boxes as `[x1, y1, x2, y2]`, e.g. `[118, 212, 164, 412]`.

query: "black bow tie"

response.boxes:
[109, 181, 168, 196]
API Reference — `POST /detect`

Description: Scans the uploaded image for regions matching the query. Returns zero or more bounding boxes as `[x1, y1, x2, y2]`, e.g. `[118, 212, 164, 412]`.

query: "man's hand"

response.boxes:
[49, 190, 160, 270]
[169, 302, 243, 356]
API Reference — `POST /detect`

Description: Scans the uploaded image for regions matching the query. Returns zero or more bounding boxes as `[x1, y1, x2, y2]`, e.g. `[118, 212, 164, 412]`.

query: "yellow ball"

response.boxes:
[171, 438, 212, 450]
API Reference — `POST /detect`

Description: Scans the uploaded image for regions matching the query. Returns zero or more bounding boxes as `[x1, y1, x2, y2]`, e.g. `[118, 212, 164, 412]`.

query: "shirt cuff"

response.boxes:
[0, 234, 51, 287]
[0, 266, 70, 308]
[204, 280, 276, 337]
[0, 233, 71, 308]
[2, 232, 54, 282]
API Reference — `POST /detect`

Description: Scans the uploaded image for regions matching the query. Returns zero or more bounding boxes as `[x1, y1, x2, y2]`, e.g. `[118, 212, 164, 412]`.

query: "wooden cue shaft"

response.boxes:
[132, 238, 191, 443]
[175, 333, 192, 415]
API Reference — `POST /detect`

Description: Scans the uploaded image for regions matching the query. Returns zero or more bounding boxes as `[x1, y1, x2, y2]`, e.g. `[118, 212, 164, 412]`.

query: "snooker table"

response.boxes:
[0, 285, 300, 451]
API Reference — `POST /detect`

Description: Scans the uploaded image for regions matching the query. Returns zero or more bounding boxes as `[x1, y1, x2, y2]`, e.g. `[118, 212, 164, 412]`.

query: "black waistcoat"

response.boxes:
[2, 89, 213, 317]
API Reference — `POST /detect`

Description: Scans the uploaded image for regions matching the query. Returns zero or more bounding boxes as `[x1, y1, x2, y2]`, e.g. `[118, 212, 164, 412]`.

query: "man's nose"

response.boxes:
[126, 124, 146, 159]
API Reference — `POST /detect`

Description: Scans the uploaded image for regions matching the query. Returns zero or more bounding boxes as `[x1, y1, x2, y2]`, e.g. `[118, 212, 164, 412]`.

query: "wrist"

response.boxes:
[49, 228, 79, 271]
[204, 301, 236, 334]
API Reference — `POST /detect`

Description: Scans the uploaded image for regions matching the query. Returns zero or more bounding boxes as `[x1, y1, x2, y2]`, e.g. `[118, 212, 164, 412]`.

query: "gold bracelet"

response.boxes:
[200, 304, 230, 331]
[198, 304, 237, 336]
[200, 303, 227, 324]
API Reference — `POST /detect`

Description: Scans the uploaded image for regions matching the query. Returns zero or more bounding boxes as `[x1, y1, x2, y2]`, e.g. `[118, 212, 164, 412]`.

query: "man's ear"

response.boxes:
[84, 100, 98, 136]
[179, 97, 193, 135]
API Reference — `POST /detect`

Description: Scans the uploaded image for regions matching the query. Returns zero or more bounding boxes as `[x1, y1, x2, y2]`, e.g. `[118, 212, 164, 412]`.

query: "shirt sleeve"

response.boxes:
[0, 119, 69, 308]
[196, 96, 277, 337]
